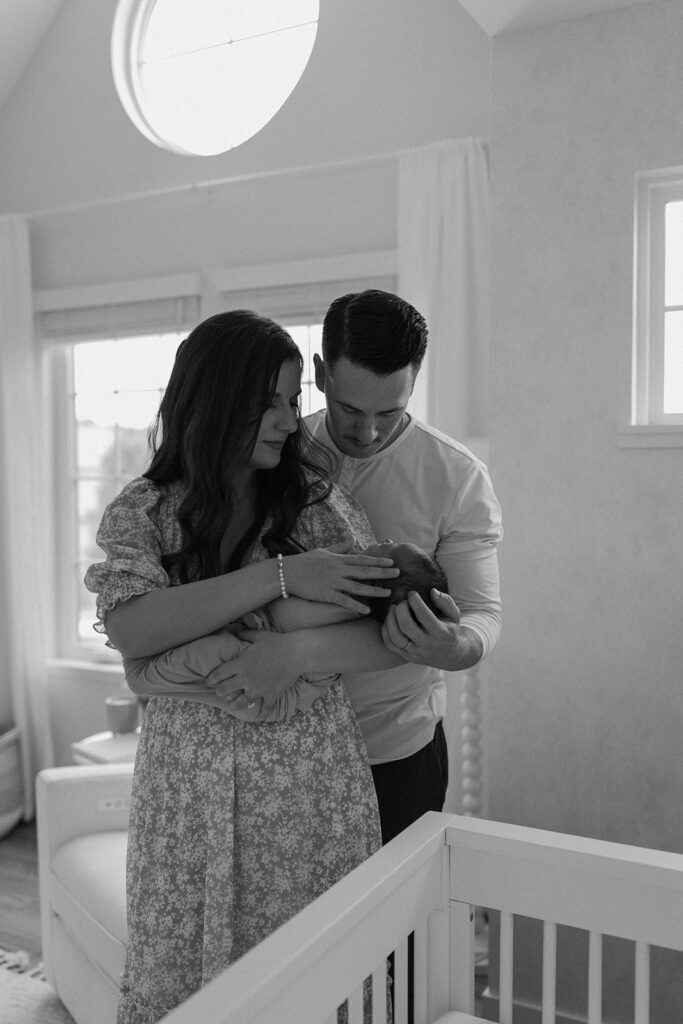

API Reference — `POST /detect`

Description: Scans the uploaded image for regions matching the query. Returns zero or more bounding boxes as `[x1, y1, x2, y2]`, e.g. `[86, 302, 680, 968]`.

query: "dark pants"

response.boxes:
[370, 719, 449, 845]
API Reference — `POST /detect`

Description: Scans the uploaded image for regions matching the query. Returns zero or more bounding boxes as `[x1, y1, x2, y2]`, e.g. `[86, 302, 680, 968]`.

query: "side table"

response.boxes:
[71, 729, 140, 765]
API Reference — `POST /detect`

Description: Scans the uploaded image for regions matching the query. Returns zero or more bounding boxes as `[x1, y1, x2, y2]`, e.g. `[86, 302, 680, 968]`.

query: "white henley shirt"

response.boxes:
[306, 410, 503, 763]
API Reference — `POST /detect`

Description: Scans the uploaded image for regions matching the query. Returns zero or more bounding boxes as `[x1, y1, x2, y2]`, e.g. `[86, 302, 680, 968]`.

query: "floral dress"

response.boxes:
[85, 478, 382, 1024]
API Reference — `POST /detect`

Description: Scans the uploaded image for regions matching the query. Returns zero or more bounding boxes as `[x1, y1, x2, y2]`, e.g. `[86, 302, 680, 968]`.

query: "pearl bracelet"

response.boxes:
[277, 552, 289, 599]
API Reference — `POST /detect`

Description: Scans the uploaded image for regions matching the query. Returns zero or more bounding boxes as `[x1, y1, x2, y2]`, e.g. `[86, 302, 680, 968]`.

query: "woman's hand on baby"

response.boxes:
[381, 589, 483, 672]
[283, 544, 399, 615]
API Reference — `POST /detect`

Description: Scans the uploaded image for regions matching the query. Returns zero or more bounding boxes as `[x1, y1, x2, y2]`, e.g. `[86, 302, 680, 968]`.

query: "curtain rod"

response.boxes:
[21, 149, 401, 222]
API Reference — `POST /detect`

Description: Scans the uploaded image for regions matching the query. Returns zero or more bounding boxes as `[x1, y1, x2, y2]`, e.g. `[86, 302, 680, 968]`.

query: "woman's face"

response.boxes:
[249, 358, 301, 471]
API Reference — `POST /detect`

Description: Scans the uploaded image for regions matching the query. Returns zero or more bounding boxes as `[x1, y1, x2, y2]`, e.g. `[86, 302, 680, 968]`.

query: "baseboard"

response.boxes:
[481, 989, 587, 1024]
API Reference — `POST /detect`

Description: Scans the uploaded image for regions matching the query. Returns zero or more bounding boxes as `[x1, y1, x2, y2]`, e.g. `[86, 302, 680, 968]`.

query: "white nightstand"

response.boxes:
[71, 729, 140, 765]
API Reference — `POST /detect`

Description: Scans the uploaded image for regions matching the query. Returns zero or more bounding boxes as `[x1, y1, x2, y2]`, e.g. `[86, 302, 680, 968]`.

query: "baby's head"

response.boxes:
[362, 542, 448, 622]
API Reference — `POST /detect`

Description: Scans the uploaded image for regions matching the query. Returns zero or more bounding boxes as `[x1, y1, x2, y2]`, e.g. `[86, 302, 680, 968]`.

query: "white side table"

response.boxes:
[71, 729, 140, 765]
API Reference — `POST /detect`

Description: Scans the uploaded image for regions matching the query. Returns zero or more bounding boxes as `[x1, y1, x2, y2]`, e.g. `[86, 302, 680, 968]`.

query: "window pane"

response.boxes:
[113, 334, 180, 391]
[75, 390, 119, 428]
[115, 390, 162, 432]
[665, 201, 683, 307]
[128, 0, 319, 155]
[77, 423, 116, 474]
[664, 310, 683, 413]
[287, 322, 323, 415]
[118, 426, 153, 478]
[74, 340, 118, 394]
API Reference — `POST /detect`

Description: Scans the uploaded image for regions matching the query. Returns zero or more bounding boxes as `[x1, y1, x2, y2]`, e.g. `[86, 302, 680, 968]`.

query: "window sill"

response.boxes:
[47, 658, 125, 685]
[618, 426, 683, 448]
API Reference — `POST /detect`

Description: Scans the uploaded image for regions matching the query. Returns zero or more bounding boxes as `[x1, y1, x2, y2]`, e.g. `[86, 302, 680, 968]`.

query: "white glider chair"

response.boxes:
[36, 764, 133, 1024]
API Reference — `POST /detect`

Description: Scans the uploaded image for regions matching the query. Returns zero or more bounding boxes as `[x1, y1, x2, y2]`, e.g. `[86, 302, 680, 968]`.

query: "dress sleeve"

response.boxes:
[83, 477, 171, 645]
[297, 483, 377, 550]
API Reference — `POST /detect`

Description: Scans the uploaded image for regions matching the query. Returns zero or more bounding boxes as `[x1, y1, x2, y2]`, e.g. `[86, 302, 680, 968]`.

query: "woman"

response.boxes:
[85, 311, 397, 1024]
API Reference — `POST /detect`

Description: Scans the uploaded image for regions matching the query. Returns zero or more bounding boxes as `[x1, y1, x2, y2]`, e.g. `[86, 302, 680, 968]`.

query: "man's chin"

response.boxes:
[342, 439, 381, 457]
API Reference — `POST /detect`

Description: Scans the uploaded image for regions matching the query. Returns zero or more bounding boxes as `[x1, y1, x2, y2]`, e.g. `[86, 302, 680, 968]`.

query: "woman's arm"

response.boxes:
[123, 629, 246, 701]
[106, 548, 397, 658]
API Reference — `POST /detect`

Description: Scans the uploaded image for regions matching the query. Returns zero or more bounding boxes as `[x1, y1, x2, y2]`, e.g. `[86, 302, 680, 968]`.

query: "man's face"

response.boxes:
[314, 354, 415, 459]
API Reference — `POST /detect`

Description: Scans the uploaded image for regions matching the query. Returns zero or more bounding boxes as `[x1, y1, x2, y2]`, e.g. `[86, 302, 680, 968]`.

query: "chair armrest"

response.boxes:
[36, 764, 134, 860]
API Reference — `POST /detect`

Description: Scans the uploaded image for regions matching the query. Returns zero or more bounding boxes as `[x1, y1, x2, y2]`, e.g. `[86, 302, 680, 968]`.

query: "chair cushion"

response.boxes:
[51, 830, 128, 984]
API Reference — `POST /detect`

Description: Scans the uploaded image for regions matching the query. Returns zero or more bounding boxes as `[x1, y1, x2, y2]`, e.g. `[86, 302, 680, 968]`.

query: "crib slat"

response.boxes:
[347, 982, 364, 1024]
[371, 963, 386, 1024]
[499, 911, 514, 1024]
[634, 941, 650, 1024]
[587, 931, 602, 1024]
[541, 921, 557, 1024]
[449, 900, 476, 1012]
[394, 937, 409, 1024]
[413, 920, 428, 1024]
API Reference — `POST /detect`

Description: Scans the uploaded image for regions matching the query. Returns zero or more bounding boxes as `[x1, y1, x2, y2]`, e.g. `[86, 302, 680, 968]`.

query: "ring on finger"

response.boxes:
[398, 637, 412, 650]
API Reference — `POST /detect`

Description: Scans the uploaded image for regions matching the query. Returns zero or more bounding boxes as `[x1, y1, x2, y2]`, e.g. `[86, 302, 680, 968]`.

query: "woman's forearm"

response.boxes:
[106, 560, 282, 657]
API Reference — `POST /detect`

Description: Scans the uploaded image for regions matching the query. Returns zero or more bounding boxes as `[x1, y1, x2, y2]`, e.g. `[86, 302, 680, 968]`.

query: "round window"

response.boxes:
[111, 0, 320, 156]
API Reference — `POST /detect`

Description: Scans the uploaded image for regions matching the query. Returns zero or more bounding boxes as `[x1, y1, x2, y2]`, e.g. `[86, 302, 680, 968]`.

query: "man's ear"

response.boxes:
[313, 353, 326, 394]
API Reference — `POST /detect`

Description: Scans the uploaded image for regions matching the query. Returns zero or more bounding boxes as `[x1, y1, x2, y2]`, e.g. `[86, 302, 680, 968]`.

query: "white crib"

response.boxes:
[159, 811, 683, 1024]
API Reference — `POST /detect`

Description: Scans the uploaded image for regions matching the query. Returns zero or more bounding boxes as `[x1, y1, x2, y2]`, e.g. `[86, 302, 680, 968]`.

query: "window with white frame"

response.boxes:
[632, 169, 683, 427]
[49, 316, 327, 662]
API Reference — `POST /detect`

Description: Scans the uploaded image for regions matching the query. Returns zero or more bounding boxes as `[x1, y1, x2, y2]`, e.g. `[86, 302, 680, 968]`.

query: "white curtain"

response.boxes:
[397, 139, 491, 818]
[0, 215, 55, 817]
[398, 137, 490, 442]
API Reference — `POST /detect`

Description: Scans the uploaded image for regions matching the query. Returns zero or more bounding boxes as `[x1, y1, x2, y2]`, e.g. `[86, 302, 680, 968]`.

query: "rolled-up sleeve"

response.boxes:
[437, 462, 503, 658]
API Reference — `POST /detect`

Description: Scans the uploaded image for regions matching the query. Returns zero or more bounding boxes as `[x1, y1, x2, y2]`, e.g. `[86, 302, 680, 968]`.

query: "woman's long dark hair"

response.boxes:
[144, 310, 331, 582]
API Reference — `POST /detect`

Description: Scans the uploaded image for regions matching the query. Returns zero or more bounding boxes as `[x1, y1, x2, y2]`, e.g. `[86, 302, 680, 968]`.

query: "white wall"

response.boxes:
[487, 0, 683, 855]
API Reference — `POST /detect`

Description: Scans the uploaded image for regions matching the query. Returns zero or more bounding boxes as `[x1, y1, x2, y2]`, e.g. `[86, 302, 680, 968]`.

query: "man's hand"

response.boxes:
[380, 589, 483, 671]
[205, 630, 299, 703]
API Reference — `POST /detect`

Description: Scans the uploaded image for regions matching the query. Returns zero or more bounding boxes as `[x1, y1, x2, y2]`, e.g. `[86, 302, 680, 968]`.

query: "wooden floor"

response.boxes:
[0, 819, 41, 960]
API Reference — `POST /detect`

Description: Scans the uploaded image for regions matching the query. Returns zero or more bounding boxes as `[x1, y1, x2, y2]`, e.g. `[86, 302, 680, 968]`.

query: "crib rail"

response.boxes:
[160, 813, 683, 1024]
[448, 817, 683, 1024]
[162, 811, 454, 1024]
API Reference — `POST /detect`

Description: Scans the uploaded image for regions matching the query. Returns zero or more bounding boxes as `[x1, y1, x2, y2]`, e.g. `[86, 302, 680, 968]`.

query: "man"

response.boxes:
[305, 289, 502, 842]
[215, 290, 502, 843]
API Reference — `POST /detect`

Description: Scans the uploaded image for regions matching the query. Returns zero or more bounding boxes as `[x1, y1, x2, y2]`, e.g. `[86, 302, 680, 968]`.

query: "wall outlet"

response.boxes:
[98, 796, 131, 812]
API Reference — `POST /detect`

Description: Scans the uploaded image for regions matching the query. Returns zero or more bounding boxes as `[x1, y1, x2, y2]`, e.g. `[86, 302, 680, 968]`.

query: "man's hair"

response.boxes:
[322, 290, 428, 375]
[365, 544, 448, 622]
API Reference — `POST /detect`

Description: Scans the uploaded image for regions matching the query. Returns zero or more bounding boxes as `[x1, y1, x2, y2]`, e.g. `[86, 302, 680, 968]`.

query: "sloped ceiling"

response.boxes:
[0, 0, 65, 113]
[458, 0, 657, 36]
[0, 0, 660, 119]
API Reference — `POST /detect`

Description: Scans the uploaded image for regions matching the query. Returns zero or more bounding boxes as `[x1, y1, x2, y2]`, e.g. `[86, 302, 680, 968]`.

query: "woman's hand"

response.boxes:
[206, 631, 298, 701]
[282, 543, 399, 614]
